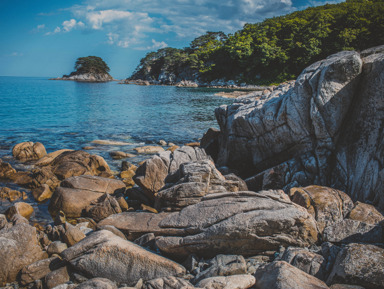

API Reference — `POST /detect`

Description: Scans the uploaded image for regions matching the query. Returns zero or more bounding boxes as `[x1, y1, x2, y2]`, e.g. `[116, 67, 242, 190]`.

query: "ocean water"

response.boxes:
[0, 76, 234, 223]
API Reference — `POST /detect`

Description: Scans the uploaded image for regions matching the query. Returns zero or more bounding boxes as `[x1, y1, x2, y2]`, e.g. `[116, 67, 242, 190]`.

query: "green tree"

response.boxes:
[74, 56, 110, 75]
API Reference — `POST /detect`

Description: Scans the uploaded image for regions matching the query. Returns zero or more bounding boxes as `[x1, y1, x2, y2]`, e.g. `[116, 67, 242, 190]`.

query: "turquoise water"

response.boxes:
[0, 76, 233, 223]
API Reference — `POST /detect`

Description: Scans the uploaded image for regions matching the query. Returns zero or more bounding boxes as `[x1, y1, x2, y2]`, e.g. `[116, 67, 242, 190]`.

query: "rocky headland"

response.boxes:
[1, 46, 384, 289]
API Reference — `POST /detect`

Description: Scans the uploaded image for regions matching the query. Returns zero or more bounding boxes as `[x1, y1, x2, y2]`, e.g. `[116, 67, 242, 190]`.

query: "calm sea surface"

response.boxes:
[0, 76, 234, 223]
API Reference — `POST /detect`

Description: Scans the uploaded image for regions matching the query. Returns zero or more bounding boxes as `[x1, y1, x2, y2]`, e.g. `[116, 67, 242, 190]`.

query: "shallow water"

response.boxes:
[0, 76, 234, 224]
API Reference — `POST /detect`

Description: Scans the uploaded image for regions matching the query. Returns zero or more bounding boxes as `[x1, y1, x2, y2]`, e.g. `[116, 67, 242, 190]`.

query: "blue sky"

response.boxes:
[0, 0, 344, 79]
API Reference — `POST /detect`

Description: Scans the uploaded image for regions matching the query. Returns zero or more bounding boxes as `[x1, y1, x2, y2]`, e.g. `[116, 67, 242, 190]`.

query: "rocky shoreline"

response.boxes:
[1, 45, 384, 289]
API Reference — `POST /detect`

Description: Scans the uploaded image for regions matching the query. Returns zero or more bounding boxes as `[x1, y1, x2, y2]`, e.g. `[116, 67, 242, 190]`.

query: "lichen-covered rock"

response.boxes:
[35, 149, 73, 167]
[289, 186, 353, 234]
[255, 261, 329, 289]
[214, 47, 384, 209]
[156, 191, 318, 257]
[0, 223, 47, 286]
[49, 175, 125, 218]
[327, 243, 384, 288]
[61, 230, 186, 286]
[12, 141, 47, 161]
[196, 275, 256, 289]
[347, 201, 384, 225]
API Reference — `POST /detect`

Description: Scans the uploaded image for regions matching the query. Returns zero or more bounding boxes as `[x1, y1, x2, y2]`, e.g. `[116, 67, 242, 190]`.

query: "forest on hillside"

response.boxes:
[130, 0, 384, 85]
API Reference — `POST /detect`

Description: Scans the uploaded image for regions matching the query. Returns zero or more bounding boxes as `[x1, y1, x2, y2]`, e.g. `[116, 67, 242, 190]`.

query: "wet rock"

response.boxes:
[280, 247, 326, 280]
[0, 159, 16, 179]
[12, 141, 47, 161]
[61, 230, 186, 286]
[143, 276, 195, 289]
[290, 186, 354, 234]
[44, 266, 71, 289]
[32, 184, 53, 202]
[156, 191, 318, 258]
[196, 275, 256, 289]
[323, 219, 382, 243]
[193, 255, 247, 283]
[76, 278, 118, 289]
[47, 241, 68, 255]
[110, 151, 135, 160]
[134, 146, 165, 154]
[49, 176, 125, 218]
[19, 257, 63, 285]
[0, 187, 27, 202]
[255, 261, 329, 289]
[327, 243, 384, 288]
[347, 201, 384, 225]
[85, 193, 122, 222]
[0, 223, 47, 286]
[5, 202, 34, 220]
[98, 212, 172, 240]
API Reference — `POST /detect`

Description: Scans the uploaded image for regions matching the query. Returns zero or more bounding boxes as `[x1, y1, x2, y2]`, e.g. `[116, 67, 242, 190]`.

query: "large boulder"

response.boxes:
[133, 146, 209, 200]
[49, 175, 125, 218]
[0, 159, 16, 179]
[0, 222, 47, 286]
[215, 47, 384, 209]
[289, 186, 354, 234]
[61, 230, 186, 286]
[327, 243, 384, 289]
[19, 257, 63, 285]
[12, 141, 47, 161]
[156, 191, 318, 257]
[255, 261, 329, 289]
[347, 201, 384, 225]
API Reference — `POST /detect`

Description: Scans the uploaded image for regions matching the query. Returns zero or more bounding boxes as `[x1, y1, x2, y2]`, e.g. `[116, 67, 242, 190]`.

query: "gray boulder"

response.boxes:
[156, 191, 318, 257]
[142, 277, 195, 289]
[76, 278, 118, 289]
[196, 275, 255, 289]
[61, 230, 186, 286]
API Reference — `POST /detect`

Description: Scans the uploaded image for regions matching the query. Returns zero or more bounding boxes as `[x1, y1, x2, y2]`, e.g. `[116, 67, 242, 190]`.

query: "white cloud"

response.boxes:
[46, 19, 85, 35]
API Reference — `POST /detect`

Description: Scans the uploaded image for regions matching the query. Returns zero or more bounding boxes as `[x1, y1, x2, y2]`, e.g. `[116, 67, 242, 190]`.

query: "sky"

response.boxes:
[0, 0, 344, 79]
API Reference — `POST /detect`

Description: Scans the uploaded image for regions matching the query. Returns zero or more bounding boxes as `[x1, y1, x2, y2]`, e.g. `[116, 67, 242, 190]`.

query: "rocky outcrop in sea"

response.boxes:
[1, 45, 384, 289]
[51, 72, 113, 82]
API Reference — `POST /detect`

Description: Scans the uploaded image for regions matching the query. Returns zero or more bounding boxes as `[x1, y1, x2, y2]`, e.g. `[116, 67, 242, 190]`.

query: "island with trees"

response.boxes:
[52, 56, 113, 82]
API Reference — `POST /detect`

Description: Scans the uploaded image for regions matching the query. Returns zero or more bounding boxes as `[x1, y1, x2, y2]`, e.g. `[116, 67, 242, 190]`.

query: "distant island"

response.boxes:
[126, 0, 384, 87]
[51, 56, 113, 82]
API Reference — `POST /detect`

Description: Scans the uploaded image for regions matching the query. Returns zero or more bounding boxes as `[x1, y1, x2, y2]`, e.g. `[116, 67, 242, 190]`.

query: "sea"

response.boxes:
[0, 76, 234, 224]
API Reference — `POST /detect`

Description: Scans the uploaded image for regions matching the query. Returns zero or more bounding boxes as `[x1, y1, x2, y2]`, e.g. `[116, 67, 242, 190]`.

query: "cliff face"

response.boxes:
[215, 45, 384, 208]
[57, 72, 113, 82]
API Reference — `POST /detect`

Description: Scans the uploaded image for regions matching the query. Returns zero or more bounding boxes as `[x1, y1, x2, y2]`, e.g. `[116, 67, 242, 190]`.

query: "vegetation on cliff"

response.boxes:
[65, 56, 111, 77]
[130, 0, 384, 85]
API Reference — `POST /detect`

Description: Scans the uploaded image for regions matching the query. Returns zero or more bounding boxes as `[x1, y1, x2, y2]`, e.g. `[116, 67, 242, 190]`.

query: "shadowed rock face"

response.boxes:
[156, 191, 318, 258]
[215, 46, 384, 209]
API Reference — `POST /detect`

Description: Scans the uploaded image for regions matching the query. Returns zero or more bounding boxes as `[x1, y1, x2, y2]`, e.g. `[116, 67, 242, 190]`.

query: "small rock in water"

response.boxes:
[32, 184, 52, 202]
[5, 202, 34, 220]
[91, 140, 134, 146]
[0, 187, 27, 202]
[109, 151, 136, 159]
[134, 146, 165, 154]
[185, 142, 200, 147]
[158, 140, 167, 146]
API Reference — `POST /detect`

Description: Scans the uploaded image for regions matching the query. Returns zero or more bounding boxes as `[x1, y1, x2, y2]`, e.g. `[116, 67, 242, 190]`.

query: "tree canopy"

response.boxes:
[130, 0, 384, 85]
[73, 56, 110, 75]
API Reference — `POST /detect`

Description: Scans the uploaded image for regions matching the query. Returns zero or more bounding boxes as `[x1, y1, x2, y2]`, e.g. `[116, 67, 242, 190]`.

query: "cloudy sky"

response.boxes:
[0, 0, 343, 78]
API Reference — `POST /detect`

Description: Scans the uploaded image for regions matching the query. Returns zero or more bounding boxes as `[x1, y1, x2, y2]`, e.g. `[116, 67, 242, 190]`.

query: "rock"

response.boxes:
[156, 191, 318, 257]
[167, 145, 179, 152]
[5, 202, 34, 220]
[323, 219, 382, 243]
[61, 230, 186, 286]
[134, 146, 165, 154]
[196, 275, 256, 289]
[0, 187, 26, 202]
[98, 212, 172, 240]
[214, 48, 384, 209]
[347, 201, 384, 225]
[280, 247, 326, 280]
[47, 241, 68, 255]
[19, 257, 63, 285]
[57, 72, 113, 82]
[35, 149, 73, 166]
[12, 141, 47, 161]
[62, 223, 86, 246]
[0, 223, 47, 286]
[91, 139, 134, 145]
[110, 151, 136, 159]
[49, 176, 125, 218]
[143, 276, 194, 289]
[32, 184, 53, 202]
[185, 142, 200, 147]
[289, 186, 354, 234]
[0, 159, 16, 179]
[200, 128, 220, 162]
[44, 266, 71, 289]
[133, 146, 209, 200]
[327, 243, 384, 288]
[224, 174, 248, 191]
[97, 225, 127, 240]
[158, 140, 167, 146]
[85, 193, 122, 222]
[134, 232, 155, 248]
[193, 255, 247, 283]
[0, 214, 8, 230]
[255, 261, 329, 289]
[330, 285, 365, 289]
[76, 278, 118, 289]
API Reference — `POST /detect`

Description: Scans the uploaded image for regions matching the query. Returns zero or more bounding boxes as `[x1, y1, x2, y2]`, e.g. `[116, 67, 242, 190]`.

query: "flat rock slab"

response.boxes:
[156, 191, 318, 257]
[61, 230, 186, 286]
